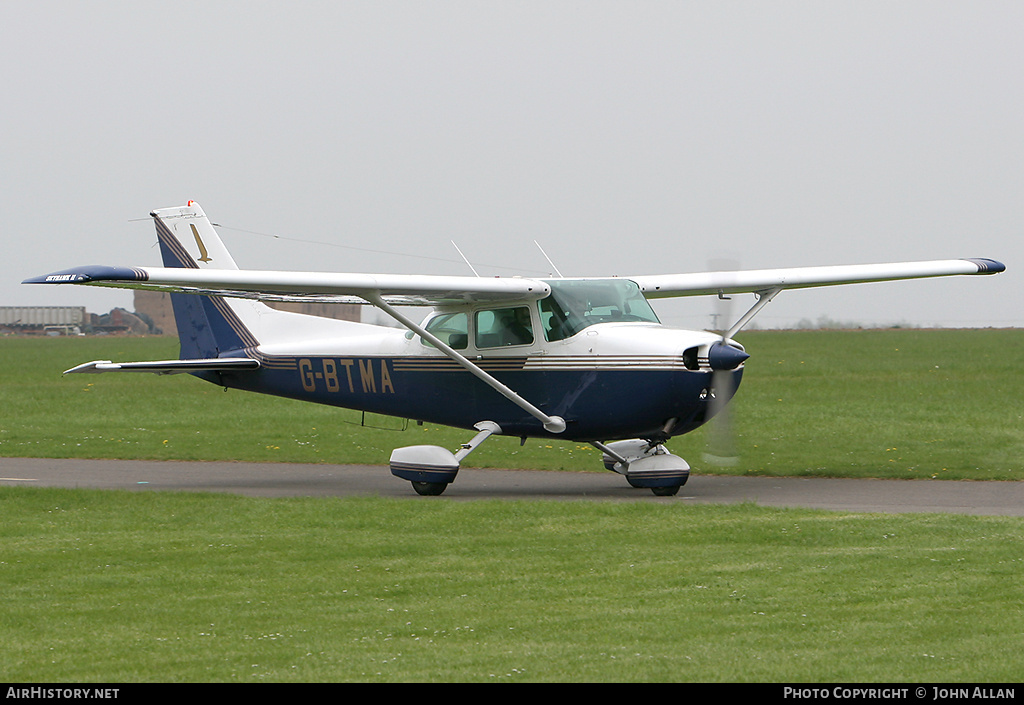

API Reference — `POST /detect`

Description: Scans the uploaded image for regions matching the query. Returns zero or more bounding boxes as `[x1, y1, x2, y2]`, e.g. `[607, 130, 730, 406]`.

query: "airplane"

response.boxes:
[24, 202, 1005, 496]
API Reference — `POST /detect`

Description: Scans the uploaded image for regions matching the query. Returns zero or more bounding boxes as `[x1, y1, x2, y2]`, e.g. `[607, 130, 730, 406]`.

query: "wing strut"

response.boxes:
[725, 286, 782, 339]
[363, 293, 567, 434]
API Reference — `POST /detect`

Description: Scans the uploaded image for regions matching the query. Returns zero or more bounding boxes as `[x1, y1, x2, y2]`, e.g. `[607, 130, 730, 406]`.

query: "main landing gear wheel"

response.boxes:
[411, 481, 448, 496]
[391, 422, 503, 497]
[650, 485, 681, 497]
[626, 477, 683, 496]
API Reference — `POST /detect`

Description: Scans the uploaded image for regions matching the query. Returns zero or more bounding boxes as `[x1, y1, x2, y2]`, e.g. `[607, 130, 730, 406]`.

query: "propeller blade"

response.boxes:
[704, 261, 742, 466]
[703, 366, 740, 466]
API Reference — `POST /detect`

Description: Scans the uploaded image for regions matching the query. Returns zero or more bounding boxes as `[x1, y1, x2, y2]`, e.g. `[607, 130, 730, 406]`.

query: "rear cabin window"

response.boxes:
[421, 312, 469, 350]
[475, 307, 535, 348]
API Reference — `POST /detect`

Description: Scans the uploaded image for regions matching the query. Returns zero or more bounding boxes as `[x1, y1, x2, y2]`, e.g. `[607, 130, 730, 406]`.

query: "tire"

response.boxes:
[412, 482, 448, 496]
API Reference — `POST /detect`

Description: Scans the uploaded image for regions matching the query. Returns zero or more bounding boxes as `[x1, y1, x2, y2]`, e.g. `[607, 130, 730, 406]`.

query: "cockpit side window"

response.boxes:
[539, 296, 578, 342]
[540, 279, 659, 341]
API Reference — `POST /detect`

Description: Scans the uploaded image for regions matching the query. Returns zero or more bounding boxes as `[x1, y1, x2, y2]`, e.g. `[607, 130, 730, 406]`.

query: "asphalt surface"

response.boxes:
[2, 457, 1022, 515]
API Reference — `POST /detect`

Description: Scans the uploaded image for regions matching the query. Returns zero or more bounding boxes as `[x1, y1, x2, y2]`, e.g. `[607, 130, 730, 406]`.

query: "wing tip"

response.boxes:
[23, 266, 149, 285]
[64, 361, 113, 374]
[965, 258, 1006, 274]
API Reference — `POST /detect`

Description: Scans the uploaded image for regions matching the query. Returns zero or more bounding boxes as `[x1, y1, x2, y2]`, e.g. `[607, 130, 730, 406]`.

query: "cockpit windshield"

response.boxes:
[539, 279, 660, 341]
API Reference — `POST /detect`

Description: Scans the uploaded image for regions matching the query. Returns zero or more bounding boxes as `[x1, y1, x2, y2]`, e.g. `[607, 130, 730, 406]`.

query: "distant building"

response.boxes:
[265, 300, 363, 321]
[133, 291, 177, 335]
[133, 290, 361, 336]
[0, 306, 86, 335]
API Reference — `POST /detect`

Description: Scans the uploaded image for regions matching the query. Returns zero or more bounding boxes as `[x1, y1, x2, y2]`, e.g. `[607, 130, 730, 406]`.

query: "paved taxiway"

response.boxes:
[2, 457, 1021, 515]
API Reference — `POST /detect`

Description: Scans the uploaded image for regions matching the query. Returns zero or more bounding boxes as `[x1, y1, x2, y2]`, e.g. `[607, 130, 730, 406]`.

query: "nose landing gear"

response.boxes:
[593, 439, 690, 496]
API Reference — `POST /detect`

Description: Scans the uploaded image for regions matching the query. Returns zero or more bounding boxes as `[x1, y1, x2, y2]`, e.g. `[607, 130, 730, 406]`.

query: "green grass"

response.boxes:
[1, 331, 1023, 682]
[1, 331, 1022, 479]
[727, 329, 1024, 480]
[1, 487, 1022, 682]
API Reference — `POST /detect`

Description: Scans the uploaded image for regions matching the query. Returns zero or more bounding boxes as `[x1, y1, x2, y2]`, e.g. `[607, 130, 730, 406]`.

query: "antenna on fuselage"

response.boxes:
[534, 241, 564, 278]
[451, 241, 481, 277]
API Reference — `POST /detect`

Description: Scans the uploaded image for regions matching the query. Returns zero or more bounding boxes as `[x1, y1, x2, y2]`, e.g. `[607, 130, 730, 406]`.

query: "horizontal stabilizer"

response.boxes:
[64, 358, 261, 375]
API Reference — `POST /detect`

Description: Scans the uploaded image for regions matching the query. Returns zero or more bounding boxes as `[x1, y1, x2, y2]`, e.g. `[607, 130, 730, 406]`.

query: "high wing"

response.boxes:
[22, 200, 1001, 306]
[631, 258, 1005, 299]
[26, 258, 1003, 306]
[24, 264, 551, 306]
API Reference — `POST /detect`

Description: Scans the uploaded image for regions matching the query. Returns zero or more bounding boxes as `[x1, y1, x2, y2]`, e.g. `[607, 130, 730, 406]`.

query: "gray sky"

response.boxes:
[3, 1, 1020, 329]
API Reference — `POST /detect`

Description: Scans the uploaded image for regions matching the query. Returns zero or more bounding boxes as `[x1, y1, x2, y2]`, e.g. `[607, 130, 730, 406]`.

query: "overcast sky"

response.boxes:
[3, 1, 1020, 329]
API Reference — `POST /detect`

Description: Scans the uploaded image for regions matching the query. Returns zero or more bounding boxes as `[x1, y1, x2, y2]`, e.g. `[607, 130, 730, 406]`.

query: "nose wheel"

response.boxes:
[593, 439, 690, 496]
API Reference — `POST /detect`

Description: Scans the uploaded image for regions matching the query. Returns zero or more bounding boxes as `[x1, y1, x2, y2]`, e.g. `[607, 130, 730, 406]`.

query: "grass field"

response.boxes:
[2, 330, 1021, 479]
[1, 330, 1022, 682]
[2, 487, 1023, 682]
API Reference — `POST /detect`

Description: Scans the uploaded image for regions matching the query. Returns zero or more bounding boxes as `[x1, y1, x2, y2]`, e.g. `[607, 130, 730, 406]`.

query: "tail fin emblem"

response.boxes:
[190, 224, 213, 262]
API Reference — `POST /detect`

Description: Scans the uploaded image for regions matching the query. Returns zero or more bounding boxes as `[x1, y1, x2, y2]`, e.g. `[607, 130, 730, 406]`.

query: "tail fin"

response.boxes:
[151, 202, 262, 358]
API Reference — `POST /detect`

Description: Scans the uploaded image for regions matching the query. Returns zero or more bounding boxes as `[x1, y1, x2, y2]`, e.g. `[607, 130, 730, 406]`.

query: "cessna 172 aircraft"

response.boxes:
[25, 202, 1005, 495]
